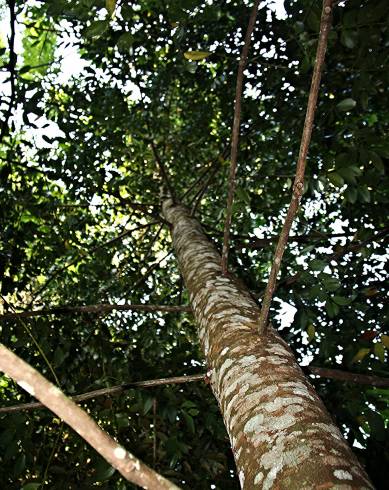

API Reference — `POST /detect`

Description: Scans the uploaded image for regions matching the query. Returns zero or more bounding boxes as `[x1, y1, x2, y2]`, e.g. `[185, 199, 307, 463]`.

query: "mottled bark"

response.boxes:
[162, 199, 373, 490]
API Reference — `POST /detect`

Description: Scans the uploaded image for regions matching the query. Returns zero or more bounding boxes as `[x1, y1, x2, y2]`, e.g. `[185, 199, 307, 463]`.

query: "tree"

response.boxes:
[0, 0, 388, 488]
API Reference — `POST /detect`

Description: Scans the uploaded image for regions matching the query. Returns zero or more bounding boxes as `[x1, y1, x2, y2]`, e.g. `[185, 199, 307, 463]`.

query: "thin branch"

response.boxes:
[0, 303, 192, 321]
[190, 162, 221, 216]
[0, 374, 206, 413]
[0, 344, 181, 489]
[1, 365, 388, 415]
[305, 366, 389, 387]
[258, 0, 335, 334]
[0, 0, 17, 143]
[149, 139, 176, 201]
[221, 0, 260, 275]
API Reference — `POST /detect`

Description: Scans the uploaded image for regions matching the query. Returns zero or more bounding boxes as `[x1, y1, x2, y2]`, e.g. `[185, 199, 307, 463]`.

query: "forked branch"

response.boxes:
[258, 0, 335, 334]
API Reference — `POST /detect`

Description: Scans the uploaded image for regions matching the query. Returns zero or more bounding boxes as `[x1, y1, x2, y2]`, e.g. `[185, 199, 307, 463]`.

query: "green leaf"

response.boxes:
[341, 30, 357, 49]
[344, 186, 357, 203]
[332, 295, 353, 306]
[116, 32, 133, 53]
[337, 98, 357, 112]
[106, 0, 116, 16]
[307, 324, 316, 342]
[183, 51, 211, 61]
[182, 412, 195, 434]
[19, 65, 32, 74]
[236, 187, 250, 205]
[143, 397, 154, 415]
[84, 20, 109, 39]
[13, 453, 26, 477]
[374, 342, 385, 363]
[351, 348, 370, 364]
[325, 300, 339, 318]
[22, 484, 41, 490]
[309, 259, 327, 272]
[93, 460, 116, 481]
[381, 335, 389, 349]
[368, 151, 385, 174]
[366, 411, 385, 441]
[327, 172, 344, 187]
[321, 275, 341, 292]
[358, 186, 371, 203]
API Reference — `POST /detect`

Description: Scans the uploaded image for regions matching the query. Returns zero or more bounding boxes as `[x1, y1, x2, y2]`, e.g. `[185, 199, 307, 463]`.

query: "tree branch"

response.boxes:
[0, 303, 191, 321]
[221, 0, 260, 274]
[1, 365, 388, 415]
[0, 344, 180, 489]
[258, 0, 334, 334]
[305, 366, 389, 388]
[0, 374, 205, 414]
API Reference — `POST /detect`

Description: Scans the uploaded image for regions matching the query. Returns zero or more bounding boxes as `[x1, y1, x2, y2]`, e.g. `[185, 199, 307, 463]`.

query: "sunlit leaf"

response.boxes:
[183, 51, 211, 61]
[307, 324, 316, 342]
[351, 348, 370, 364]
[106, 0, 116, 16]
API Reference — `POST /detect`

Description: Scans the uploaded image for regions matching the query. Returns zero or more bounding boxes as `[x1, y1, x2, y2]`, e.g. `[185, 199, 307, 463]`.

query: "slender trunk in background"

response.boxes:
[162, 199, 373, 489]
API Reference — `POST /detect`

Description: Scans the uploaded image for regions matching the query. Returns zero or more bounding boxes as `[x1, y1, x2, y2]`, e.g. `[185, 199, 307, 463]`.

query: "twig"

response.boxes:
[0, 303, 192, 321]
[190, 162, 220, 216]
[258, 0, 334, 334]
[0, 344, 181, 489]
[153, 398, 157, 465]
[149, 139, 176, 201]
[0, 374, 206, 413]
[0, 296, 60, 386]
[0, 0, 17, 143]
[221, 0, 260, 275]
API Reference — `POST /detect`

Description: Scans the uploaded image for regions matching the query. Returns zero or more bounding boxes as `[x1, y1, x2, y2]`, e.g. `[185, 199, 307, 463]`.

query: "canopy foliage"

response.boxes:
[0, 0, 388, 488]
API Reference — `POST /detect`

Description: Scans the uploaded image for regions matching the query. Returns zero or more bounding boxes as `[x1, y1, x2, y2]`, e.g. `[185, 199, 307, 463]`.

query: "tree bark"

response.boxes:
[162, 199, 373, 489]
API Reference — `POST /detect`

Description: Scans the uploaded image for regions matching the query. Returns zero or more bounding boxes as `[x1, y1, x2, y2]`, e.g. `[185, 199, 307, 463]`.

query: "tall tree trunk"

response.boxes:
[162, 199, 373, 489]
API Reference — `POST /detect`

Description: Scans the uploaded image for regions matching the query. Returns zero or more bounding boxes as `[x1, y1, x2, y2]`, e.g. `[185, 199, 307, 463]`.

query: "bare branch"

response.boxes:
[0, 303, 191, 321]
[258, 0, 335, 334]
[221, 0, 260, 275]
[0, 344, 180, 489]
[305, 366, 389, 388]
[0, 374, 205, 413]
[1, 364, 388, 415]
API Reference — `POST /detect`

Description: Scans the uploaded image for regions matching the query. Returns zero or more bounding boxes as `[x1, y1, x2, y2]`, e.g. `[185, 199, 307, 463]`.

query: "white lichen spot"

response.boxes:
[244, 414, 264, 434]
[238, 470, 245, 486]
[254, 471, 264, 485]
[334, 469, 353, 480]
[113, 446, 126, 460]
[49, 386, 62, 396]
[239, 355, 257, 367]
[17, 380, 35, 396]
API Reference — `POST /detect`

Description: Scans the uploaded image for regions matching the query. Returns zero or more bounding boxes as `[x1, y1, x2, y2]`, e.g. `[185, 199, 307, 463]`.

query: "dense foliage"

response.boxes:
[0, 0, 388, 488]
